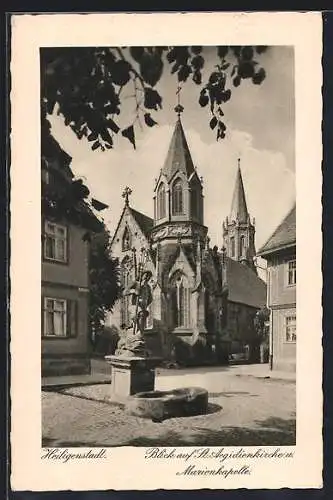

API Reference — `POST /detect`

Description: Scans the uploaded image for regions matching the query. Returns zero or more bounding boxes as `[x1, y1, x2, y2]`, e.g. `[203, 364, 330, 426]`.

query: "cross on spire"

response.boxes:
[174, 85, 184, 118]
[122, 186, 132, 206]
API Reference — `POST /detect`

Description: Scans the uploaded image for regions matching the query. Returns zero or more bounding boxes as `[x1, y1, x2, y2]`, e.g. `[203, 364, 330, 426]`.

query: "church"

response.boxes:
[107, 114, 267, 366]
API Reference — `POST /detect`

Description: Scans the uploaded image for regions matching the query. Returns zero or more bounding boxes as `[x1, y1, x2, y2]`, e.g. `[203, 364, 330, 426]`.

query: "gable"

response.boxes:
[110, 206, 151, 258]
[168, 245, 195, 282]
[258, 205, 296, 256]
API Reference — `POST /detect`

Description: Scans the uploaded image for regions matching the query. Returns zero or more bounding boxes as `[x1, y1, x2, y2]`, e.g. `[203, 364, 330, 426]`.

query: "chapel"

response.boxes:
[107, 112, 266, 365]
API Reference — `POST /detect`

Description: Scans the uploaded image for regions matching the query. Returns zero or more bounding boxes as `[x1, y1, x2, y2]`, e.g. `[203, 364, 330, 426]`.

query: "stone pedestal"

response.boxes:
[105, 355, 162, 403]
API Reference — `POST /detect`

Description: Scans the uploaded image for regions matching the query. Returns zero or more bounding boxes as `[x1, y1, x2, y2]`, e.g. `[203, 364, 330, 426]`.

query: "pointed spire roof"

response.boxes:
[229, 160, 249, 223]
[161, 118, 196, 181]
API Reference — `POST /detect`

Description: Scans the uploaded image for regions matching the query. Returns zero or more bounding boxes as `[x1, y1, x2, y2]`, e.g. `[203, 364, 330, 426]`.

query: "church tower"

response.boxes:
[223, 159, 257, 273]
[150, 105, 207, 247]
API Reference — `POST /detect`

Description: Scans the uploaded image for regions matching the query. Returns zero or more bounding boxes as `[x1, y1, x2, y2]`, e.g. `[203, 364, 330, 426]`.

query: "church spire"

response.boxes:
[223, 158, 257, 273]
[229, 159, 249, 223]
[159, 85, 196, 181]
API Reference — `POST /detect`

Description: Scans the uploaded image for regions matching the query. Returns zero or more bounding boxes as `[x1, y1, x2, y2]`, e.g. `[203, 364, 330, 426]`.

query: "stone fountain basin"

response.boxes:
[125, 387, 209, 422]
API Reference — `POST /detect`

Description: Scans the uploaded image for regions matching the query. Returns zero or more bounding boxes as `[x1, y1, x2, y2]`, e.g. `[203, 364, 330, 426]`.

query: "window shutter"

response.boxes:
[66, 300, 72, 337]
[73, 300, 78, 337]
[67, 300, 78, 337]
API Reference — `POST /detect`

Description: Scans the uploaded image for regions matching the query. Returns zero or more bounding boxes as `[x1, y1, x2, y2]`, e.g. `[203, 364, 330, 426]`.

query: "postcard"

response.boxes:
[10, 11, 323, 491]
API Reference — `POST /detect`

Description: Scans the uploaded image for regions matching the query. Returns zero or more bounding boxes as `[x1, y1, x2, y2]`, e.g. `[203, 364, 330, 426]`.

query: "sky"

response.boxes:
[48, 46, 295, 260]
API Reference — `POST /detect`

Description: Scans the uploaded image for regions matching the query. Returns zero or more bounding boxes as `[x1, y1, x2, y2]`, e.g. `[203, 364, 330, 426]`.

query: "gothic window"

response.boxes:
[171, 273, 191, 328]
[122, 226, 131, 252]
[157, 183, 166, 219]
[172, 179, 183, 215]
[240, 235, 246, 257]
[230, 236, 235, 257]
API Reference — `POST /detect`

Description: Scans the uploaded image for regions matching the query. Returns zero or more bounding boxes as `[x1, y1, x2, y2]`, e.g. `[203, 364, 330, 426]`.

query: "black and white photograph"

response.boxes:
[10, 12, 322, 492]
[40, 44, 296, 447]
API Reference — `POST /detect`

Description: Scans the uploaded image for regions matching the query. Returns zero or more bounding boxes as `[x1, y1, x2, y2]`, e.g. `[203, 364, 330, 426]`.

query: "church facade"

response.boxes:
[107, 117, 267, 365]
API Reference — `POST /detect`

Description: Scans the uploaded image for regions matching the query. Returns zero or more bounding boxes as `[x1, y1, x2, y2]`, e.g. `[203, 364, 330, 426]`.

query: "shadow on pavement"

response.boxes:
[42, 415, 295, 448]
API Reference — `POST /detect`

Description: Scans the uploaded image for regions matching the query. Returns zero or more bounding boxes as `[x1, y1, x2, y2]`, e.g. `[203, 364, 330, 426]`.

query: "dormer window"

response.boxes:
[157, 183, 166, 219]
[172, 179, 183, 215]
[122, 226, 131, 251]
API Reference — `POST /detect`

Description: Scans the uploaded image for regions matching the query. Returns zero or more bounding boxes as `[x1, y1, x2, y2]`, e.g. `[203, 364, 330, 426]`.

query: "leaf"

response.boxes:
[221, 62, 230, 71]
[144, 113, 158, 127]
[88, 132, 98, 142]
[130, 47, 145, 62]
[210, 116, 218, 130]
[100, 128, 113, 145]
[178, 65, 192, 82]
[222, 89, 231, 102]
[241, 46, 254, 61]
[217, 46, 229, 59]
[92, 141, 100, 151]
[193, 70, 202, 85]
[166, 48, 177, 63]
[252, 67, 266, 85]
[111, 60, 132, 86]
[231, 64, 238, 77]
[106, 119, 120, 134]
[140, 53, 163, 87]
[233, 75, 241, 87]
[171, 62, 180, 74]
[238, 61, 255, 79]
[209, 71, 220, 85]
[122, 125, 136, 149]
[199, 93, 209, 107]
[191, 55, 204, 71]
[144, 88, 162, 110]
[256, 46, 268, 54]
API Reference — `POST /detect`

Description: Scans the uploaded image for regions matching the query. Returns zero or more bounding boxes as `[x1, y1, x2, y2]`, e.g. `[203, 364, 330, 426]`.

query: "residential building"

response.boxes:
[41, 133, 105, 376]
[257, 205, 296, 372]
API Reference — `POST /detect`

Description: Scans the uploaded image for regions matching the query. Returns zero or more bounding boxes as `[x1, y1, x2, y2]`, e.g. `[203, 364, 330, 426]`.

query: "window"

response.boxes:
[286, 260, 296, 286]
[230, 236, 235, 257]
[43, 298, 67, 337]
[44, 221, 67, 262]
[172, 179, 183, 215]
[191, 189, 199, 218]
[285, 314, 296, 342]
[171, 273, 191, 328]
[240, 235, 246, 257]
[122, 226, 131, 252]
[157, 183, 166, 219]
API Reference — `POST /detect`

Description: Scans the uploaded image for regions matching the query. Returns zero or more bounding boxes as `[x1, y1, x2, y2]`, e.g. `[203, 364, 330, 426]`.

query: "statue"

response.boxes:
[116, 251, 153, 357]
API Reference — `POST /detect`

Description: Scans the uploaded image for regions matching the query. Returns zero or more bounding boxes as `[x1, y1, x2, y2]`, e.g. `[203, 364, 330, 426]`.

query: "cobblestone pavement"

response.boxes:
[42, 372, 296, 447]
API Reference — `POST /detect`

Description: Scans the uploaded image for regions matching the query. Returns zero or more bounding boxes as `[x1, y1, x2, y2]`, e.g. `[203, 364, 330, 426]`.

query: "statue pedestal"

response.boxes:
[105, 355, 162, 403]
